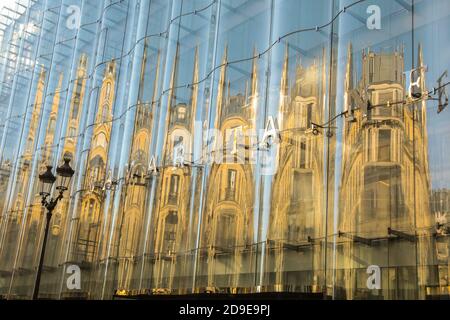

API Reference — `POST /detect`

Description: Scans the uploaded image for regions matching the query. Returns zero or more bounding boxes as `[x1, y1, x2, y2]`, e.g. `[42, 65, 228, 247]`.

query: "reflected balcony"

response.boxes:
[224, 188, 236, 201]
[167, 192, 178, 205]
[220, 95, 249, 122]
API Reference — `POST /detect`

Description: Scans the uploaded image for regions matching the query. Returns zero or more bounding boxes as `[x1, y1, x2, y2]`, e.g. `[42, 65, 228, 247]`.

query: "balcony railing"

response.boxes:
[224, 188, 236, 201]
[168, 193, 178, 205]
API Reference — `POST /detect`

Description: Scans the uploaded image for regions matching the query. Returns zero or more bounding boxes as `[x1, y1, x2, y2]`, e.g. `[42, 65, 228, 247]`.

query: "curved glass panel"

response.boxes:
[0, 0, 449, 300]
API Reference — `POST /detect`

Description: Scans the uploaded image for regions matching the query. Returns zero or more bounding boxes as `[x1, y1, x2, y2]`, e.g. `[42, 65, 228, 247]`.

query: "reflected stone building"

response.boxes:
[337, 44, 433, 299]
[11, 72, 64, 298]
[148, 44, 199, 293]
[0, 67, 46, 297]
[431, 189, 450, 295]
[115, 43, 158, 291]
[1, 0, 450, 301]
[267, 45, 327, 293]
[54, 54, 88, 265]
[198, 47, 256, 292]
[69, 61, 116, 298]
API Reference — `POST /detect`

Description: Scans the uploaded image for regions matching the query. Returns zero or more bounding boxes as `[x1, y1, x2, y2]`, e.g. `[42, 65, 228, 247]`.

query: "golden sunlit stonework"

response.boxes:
[198, 46, 257, 293]
[336, 45, 433, 299]
[1, 0, 450, 301]
[266, 45, 327, 293]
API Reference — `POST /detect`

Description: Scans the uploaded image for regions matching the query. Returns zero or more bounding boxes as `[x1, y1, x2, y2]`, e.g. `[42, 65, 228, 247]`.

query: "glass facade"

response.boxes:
[0, 0, 449, 300]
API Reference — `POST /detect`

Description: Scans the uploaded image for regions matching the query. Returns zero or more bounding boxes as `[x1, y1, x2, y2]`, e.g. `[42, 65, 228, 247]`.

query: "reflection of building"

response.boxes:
[198, 47, 256, 292]
[62, 54, 88, 162]
[40, 73, 64, 168]
[0, 161, 10, 217]
[52, 54, 88, 248]
[431, 189, 450, 294]
[149, 44, 199, 292]
[75, 61, 116, 265]
[0, 67, 47, 298]
[0, 67, 46, 277]
[116, 43, 159, 290]
[337, 45, 433, 299]
[10, 73, 65, 298]
[267, 45, 326, 292]
[19, 71, 64, 266]
[12, 67, 47, 225]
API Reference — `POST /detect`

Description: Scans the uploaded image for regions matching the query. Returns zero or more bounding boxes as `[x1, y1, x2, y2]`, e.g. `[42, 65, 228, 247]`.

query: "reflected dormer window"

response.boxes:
[178, 106, 186, 120]
[306, 103, 312, 128]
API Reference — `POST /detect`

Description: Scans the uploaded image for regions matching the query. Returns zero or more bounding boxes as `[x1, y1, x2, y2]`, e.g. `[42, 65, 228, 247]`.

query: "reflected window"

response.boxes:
[378, 129, 391, 161]
[216, 212, 236, 249]
[95, 133, 107, 149]
[26, 138, 33, 152]
[106, 82, 111, 98]
[369, 56, 374, 83]
[88, 199, 95, 223]
[288, 171, 314, 236]
[68, 127, 76, 138]
[378, 92, 393, 105]
[173, 136, 184, 152]
[363, 166, 402, 221]
[101, 104, 109, 122]
[163, 211, 178, 252]
[72, 81, 83, 119]
[177, 106, 186, 120]
[226, 169, 237, 201]
[48, 118, 56, 132]
[168, 174, 179, 204]
[300, 139, 307, 169]
[306, 103, 313, 128]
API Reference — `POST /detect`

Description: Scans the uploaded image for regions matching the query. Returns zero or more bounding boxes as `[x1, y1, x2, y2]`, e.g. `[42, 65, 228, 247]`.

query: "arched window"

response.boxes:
[225, 169, 237, 200]
[216, 212, 236, 249]
[168, 175, 180, 204]
[95, 133, 106, 149]
[162, 211, 178, 253]
[48, 118, 56, 132]
[86, 199, 95, 223]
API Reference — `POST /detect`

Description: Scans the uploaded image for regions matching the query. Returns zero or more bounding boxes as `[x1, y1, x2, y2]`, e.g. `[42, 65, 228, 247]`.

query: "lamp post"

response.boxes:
[33, 157, 74, 300]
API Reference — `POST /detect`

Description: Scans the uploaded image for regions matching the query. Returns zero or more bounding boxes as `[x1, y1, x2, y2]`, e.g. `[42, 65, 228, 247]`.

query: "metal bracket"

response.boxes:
[338, 231, 372, 246]
[387, 228, 416, 242]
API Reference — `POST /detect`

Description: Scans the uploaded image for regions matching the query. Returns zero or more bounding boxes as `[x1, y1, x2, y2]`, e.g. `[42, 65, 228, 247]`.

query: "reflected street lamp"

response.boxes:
[33, 157, 74, 300]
